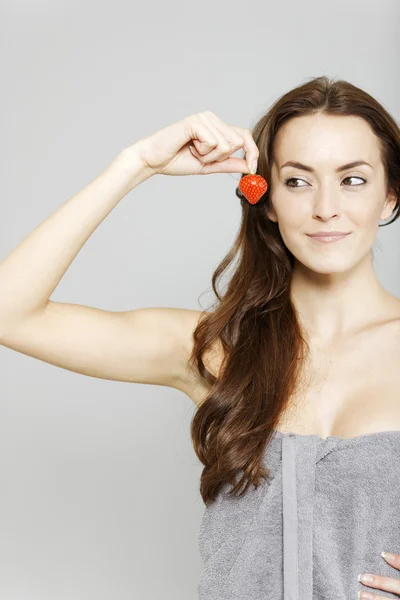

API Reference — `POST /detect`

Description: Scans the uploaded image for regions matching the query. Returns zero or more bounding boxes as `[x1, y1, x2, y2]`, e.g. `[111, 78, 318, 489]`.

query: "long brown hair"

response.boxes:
[189, 75, 400, 506]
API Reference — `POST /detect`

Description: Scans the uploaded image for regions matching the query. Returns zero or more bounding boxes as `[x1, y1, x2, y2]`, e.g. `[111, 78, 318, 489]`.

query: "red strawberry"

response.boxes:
[238, 174, 268, 205]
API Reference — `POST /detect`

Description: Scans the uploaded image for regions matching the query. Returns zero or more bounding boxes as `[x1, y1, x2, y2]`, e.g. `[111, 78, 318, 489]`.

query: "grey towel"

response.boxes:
[197, 430, 400, 599]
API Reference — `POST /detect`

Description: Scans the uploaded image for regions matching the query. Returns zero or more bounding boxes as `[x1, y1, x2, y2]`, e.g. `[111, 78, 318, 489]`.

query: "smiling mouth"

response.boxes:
[307, 233, 350, 243]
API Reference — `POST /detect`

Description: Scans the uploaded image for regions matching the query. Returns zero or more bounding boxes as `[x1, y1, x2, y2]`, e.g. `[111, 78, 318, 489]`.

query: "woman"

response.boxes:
[0, 76, 399, 599]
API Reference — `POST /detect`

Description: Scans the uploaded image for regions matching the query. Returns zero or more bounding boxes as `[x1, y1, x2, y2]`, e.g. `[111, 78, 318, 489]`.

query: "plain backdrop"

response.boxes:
[1, 0, 399, 598]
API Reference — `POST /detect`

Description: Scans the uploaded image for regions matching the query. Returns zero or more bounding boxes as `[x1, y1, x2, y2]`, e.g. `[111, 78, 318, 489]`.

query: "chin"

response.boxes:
[293, 254, 356, 275]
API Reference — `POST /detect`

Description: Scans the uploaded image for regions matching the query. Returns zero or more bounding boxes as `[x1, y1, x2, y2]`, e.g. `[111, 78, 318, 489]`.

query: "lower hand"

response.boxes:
[358, 552, 400, 598]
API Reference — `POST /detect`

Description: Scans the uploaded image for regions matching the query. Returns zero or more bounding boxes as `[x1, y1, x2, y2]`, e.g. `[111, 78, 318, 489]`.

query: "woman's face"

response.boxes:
[267, 113, 397, 274]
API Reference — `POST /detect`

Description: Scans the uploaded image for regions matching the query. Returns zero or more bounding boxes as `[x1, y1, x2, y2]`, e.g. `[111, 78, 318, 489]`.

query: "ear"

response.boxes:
[380, 187, 398, 220]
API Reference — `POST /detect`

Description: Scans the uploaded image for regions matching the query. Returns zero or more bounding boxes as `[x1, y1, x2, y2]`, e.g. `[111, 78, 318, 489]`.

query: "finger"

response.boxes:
[202, 111, 259, 174]
[359, 573, 400, 596]
[193, 111, 253, 171]
[230, 125, 260, 174]
[189, 144, 249, 175]
[358, 589, 400, 600]
[194, 113, 236, 162]
[183, 114, 219, 154]
[200, 112, 250, 170]
[382, 552, 400, 569]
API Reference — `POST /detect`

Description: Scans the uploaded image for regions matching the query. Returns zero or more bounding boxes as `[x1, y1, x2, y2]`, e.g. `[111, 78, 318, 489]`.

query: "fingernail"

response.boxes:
[251, 159, 258, 173]
[382, 551, 395, 560]
[358, 573, 373, 583]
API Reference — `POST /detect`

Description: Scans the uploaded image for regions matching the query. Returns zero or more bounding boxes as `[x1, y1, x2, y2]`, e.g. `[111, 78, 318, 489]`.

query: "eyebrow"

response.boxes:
[280, 160, 373, 173]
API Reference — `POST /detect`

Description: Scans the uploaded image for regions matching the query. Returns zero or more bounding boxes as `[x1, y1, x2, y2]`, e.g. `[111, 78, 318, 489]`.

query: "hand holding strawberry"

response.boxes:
[132, 111, 260, 177]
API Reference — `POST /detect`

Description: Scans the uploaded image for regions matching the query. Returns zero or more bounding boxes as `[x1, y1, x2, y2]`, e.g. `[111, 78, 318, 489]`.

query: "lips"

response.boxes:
[308, 232, 349, 237]
[307, 232, 350, 244]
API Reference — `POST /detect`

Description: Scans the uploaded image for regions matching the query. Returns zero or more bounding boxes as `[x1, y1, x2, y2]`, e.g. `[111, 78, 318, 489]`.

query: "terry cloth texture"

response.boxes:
[197, 429, 400, 599]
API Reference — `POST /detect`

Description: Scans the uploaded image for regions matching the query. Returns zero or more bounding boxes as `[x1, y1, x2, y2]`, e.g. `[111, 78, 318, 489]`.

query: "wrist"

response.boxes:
[113, 144, 155, 193]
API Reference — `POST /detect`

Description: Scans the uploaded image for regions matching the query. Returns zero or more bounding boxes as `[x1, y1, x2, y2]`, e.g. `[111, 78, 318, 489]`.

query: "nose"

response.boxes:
[312, 187, 342, 220]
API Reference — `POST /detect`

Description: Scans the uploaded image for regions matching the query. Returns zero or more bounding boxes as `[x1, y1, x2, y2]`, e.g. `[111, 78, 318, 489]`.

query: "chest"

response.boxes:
[274, 325, 400, 438]
[191, 323, 400, 439]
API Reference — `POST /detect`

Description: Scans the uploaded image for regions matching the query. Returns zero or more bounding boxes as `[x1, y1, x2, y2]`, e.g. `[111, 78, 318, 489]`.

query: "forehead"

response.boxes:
[274, 113, 380, 165]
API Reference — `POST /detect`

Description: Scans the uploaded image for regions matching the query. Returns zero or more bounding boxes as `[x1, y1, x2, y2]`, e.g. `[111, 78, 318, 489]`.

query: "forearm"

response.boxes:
[0, 145, 152, 323]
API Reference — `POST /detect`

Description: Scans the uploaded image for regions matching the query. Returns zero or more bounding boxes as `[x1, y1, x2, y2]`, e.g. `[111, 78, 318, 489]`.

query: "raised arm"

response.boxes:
[0, 112, 257, 399]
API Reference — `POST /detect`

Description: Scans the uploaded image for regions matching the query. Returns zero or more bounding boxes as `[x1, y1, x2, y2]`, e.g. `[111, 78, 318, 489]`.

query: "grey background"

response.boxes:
[1, 0, 399, 598]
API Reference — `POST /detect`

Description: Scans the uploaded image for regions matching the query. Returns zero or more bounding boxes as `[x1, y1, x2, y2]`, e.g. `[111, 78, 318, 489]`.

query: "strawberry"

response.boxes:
[238, 173, 268, 205]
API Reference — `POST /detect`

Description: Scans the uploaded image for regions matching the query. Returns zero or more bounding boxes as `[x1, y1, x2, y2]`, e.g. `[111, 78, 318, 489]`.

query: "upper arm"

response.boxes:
[0, 302, 203, 393]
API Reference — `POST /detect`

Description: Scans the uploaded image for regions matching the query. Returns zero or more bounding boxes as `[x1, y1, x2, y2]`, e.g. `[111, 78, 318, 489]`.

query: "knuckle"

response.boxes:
[234, 136, 244, 147]
[184, 114, 199, 131]
[221, 142, 232, 153]
[182, 118, 192, 139]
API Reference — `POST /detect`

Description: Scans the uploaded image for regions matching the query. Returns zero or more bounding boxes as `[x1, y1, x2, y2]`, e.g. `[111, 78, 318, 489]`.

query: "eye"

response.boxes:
[284, 177, 307, 188]
[342, 176, 367, 186]
[284, 176, 367, 188]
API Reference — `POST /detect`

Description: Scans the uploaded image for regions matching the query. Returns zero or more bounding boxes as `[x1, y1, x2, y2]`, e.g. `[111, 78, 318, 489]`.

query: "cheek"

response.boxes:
[347, 202, 382, 231]
[274, 193, 382, 229]
[276, 216, 307, 252]
[274, 201, 309, 233]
